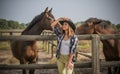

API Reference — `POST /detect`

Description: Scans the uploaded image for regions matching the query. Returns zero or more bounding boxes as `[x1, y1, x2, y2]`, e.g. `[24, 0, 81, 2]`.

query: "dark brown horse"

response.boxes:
[10, 7, 55, 74]
[76, 18, 120, 74]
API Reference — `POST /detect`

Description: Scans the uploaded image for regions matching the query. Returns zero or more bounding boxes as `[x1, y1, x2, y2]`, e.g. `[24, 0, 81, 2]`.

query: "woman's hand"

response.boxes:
[51, 19, 60, 28]
[51, 17, 70, 28]
[57, 17, 64, 21]
[67, 62, 74, 70]
[57, 17, 70, 21]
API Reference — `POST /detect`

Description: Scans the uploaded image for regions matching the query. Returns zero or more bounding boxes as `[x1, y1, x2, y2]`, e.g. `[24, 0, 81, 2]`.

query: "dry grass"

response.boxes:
[0, 39, 105, 64]
[77, 40, 91, 53]
[0, 41, 11, 50]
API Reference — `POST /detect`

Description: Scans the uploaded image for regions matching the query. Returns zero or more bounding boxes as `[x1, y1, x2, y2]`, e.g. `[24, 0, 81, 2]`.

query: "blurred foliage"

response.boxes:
[116, 24, 120, 30]
[75, 21, 84, 27]
[0, 18, 28, 29]
[0, 18, 120, 30]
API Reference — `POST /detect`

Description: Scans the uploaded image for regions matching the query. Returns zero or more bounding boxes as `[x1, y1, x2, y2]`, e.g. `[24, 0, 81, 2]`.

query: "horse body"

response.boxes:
[11, 41, 38, 63]
[76, 18, 120, 74]
[10, 7, 55, 74]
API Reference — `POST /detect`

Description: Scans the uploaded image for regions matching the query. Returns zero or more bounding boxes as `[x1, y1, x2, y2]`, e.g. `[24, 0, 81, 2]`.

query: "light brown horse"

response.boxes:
[10, 7, 55, 74]
[76, 18, 120, 74]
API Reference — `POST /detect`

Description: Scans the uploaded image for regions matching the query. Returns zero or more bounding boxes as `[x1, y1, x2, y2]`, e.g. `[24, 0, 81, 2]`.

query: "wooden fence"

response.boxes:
[0, 30, 54, 51]
[0, 30, 53, 36]
[0, 34, 120, 74]
[0, 30, 23, 35]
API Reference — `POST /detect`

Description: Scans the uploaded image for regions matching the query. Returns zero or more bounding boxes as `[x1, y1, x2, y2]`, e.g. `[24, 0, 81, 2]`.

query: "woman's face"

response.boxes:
[62, 22, 69, 31]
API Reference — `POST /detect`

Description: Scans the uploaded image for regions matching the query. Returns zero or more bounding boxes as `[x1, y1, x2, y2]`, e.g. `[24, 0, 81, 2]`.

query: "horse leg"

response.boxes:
[118, 67, 120, 74]
[29, 43, 38, 74]
[20, 59, 27, 74]
[29, 59, 37, 74]
[114, 67, 118, 74]
[29, 68, 35, 74]
[108, 67, 112, 74]
[114, 67, 120, 74]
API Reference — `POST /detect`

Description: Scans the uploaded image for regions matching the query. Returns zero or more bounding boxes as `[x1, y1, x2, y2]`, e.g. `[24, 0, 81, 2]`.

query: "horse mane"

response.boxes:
[99, 20, 112, 29]
[30, 12, 44, 27]
[85, 17, 101, 24]
[84, 17, 116, 29]
[22, 12, 44, 33]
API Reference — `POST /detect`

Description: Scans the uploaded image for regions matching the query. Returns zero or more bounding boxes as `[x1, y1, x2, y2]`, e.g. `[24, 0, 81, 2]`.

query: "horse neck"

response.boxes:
[22, 23, 44, 35]
[101, 39, 120, 60]
[99, 31, 116, 49]
[101, 39, 115, 48]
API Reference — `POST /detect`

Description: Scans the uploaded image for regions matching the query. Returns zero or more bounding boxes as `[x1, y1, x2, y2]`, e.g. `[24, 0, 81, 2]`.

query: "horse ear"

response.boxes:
[44, 7, 48, 12]
[93, 20, 101, 24]
[88, 22, 93, 26]
[48, 8, 52, 13]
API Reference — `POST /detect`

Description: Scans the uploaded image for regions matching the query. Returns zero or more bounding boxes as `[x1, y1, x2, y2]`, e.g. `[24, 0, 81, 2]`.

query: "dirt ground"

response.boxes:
[0, 49, 108, 74]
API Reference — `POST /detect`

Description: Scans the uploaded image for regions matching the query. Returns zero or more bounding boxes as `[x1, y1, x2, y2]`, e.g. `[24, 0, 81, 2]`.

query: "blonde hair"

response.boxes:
[68, 26, 75, 37]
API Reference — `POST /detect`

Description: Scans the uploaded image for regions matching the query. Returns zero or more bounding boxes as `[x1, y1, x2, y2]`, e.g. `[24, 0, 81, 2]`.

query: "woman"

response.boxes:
[51, 17, 78, 74]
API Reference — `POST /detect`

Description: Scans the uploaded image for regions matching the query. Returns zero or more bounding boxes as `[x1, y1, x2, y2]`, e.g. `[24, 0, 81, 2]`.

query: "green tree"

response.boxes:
[8, 20, 14, 29]
[116, 24, 120, 30]
[8, 20, 20, 29]
[0, 19, 28, 29]
[0, 19, 8, 29]
[19, 23, 27, 29]
[75, 21, 84, 27]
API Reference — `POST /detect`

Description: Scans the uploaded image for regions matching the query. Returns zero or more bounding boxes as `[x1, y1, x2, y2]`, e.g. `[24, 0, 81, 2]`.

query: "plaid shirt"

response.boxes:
[53, 27, 78, 62]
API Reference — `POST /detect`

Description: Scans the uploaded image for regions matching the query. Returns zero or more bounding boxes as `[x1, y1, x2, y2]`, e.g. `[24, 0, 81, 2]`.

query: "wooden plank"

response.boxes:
[100, 34, 120, 40]
[48, 41, 57, 46]
[101, 61, 120, 67]
[51, 45, 54, 58]
[0, 30, 23, 33]
[0, 34, 120, 41]
[0, 62, 92, 70]
[77, 51, 92, 59]
[0, 61, 120, 70]
[0, 35, 94, 41]
[92, 35, 100, 74]
[0, 35, 57, 41]
[77, 35, 93, 40]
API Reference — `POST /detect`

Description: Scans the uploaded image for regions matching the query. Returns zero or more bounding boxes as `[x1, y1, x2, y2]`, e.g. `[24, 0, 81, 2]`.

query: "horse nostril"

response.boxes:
[52, 19, 55, 22]
[53, 19, 55, 21]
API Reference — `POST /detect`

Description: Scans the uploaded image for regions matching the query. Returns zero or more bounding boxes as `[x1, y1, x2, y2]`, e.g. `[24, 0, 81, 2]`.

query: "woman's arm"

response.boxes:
[67, 36, 78, 69]
[67, 53, 74, 69]
[51, 18, 63, 28]
[51, 18, 64, 37]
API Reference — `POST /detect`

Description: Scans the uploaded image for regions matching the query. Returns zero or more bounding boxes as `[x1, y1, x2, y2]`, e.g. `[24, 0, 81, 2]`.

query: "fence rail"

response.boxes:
[0, 30, 23, 35]
[0, 34, 120, 74]
[0, 61, 120, 70]
[0, 30, 23, 33]
[0, 34, 120, 41]
[0, 30, 53, 36]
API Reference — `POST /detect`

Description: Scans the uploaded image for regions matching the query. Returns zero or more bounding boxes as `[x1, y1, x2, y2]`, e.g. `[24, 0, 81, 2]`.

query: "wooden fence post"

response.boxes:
[51, 45, 54, 58]
[42, 32, 45, 49]
[45, 32, 47, 51]
[0, 32, 2, 36]
[10, 32, 13, 35]
[48, 42, 50, 54]
[92, 35, 100, 74]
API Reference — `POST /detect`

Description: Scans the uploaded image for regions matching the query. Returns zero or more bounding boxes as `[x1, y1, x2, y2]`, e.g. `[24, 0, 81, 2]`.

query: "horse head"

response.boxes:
[76, 18, 115, 35]
[22, 7, 55, 35]
[94, 20, 115, 34]
[41, 7, 55, 30]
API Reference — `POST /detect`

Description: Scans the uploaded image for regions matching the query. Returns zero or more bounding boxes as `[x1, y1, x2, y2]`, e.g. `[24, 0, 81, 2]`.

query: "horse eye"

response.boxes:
[47, 17, 52, 20]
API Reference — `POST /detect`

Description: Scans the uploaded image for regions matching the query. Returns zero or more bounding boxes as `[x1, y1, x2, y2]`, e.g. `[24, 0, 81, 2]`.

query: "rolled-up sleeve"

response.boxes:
[70, 36, 78, 54]
[53, 27, 62, 37]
